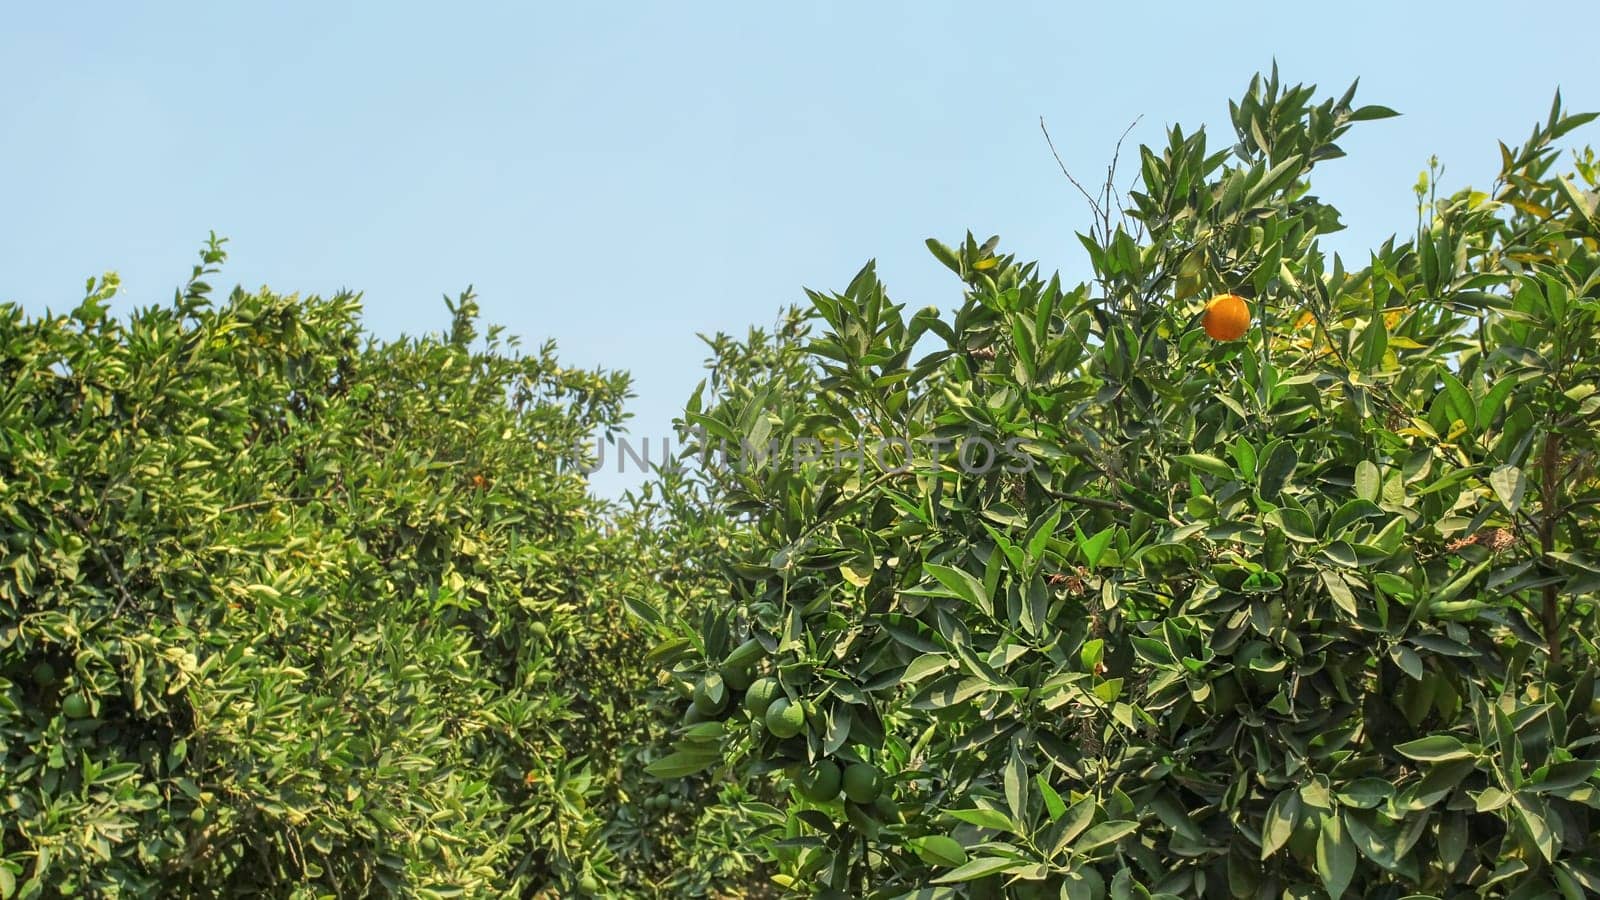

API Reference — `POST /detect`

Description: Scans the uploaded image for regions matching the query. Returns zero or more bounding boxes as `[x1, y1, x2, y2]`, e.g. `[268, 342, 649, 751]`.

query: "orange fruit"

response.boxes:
[1202, 293, 1251, 341]
[842, 763, 883, 803]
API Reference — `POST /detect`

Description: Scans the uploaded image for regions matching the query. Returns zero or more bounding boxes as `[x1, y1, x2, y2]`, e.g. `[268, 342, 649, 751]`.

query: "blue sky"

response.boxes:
[3, 2, 1594, 498]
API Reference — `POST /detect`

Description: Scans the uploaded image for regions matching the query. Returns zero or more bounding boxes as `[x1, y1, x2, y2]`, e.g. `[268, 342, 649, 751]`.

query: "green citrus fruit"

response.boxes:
[578, 874, 600, 894]
[31, 661, 57, 688]
[744, 677, 782, 718]
[61, 693, 90, 719]
[720, 663, 754, 692]
[764, 698, 806, 739]
[797, 760, 842, 802]
[529, 621, 548, 638]
[842, 763, 882, 803]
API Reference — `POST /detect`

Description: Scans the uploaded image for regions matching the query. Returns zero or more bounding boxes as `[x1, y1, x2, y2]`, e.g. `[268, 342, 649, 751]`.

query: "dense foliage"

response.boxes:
[647, 73, 1600, 898]
[6, 70, 1600, 900]
[0, 249, 735, 897]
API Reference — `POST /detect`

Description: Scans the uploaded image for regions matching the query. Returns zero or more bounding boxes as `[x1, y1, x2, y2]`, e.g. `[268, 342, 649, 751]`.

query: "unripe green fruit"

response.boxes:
[61, 693, 91, 719]
[529, 621, 548, 638]
[764, 698, 806, 739]
[744, 677, 782, 718]
[842, 763, 882, 803]
[797, 760, 842, 802]
[720, 664, 754, 692]
[578, 874, 600, 894]
[31, 662, 57, 688]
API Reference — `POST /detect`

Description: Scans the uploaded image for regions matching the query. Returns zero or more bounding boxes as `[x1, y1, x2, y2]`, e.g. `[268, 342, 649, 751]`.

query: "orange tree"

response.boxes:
[643, 71, 1600, 897]
[0, 245, 724, 898]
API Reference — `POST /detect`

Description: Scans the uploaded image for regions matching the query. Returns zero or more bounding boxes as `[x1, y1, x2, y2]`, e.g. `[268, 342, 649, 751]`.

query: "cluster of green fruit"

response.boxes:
[683, 640, 895, 827]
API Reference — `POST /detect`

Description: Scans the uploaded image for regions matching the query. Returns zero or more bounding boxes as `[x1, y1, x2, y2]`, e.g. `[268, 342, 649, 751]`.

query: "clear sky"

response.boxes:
[4, 2, 1594, 498]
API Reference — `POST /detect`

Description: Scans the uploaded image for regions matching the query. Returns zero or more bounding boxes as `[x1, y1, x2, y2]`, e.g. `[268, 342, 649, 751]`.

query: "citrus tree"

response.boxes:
[0, 244, 708, 897]
[645, 72, 1600, 897]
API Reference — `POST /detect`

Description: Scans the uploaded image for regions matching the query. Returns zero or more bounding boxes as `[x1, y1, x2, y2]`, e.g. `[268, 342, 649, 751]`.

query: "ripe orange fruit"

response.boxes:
[1202, 293, 1251, 341]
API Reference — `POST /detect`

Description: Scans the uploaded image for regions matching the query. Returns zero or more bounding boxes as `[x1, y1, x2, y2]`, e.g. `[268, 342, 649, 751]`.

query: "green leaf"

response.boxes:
[1047, 798, 1099, 858]
[1336, 779, 1395, 810]
[1077, 524, 1116, 569]
[930, 855, 1024, 884]
[1354, 460, 1381, 502]
[1150, 791, 1202, 841]
[1004, 743, 1029, 827]
[1349, 104, 1400, 121]
[1036, 773, 1067, 822]
[1489, 465, 1527, 515]
[1258, 441, 1298, 500]
[945, 806, 1015, 833]
[645, 749, 720, 778]
[1475, 786, 1512, 812]
[926, 238, 964, 274]
[1075, 820, 1138, 854]
[1394, 734, 1474, 763]
[1515, 797, 1557, 863]
[926, 238, 965, 275]
[1358, 313, 1388, 373]
[1174, 453, 1235, 479]
[1315, 811, 1357, 898]
[623, 595, 661, 627]
[909, 834, 969, 868]
[1060, 866, 1107, 900]
[1321, 571, 1358, 617]
[925, 563, 992, 616]
[903, 653, 953, 685]
[1261, 789, 1301, 859]
[1131, 635, 1177, 667]
[1554, 174, 1598, 226]
[1267, 506, 1317, 543]
[1328, 498, 1382, 535]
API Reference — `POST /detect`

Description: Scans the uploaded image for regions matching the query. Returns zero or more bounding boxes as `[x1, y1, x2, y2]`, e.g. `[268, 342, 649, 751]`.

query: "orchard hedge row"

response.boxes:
[4, 71, 1600, 900]
[0, 248, 755, 897]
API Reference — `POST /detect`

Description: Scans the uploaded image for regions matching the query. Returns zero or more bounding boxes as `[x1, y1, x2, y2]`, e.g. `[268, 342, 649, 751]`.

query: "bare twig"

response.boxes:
[1105, 116, 1144, 232]
[1040, 117, 1106, 229]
